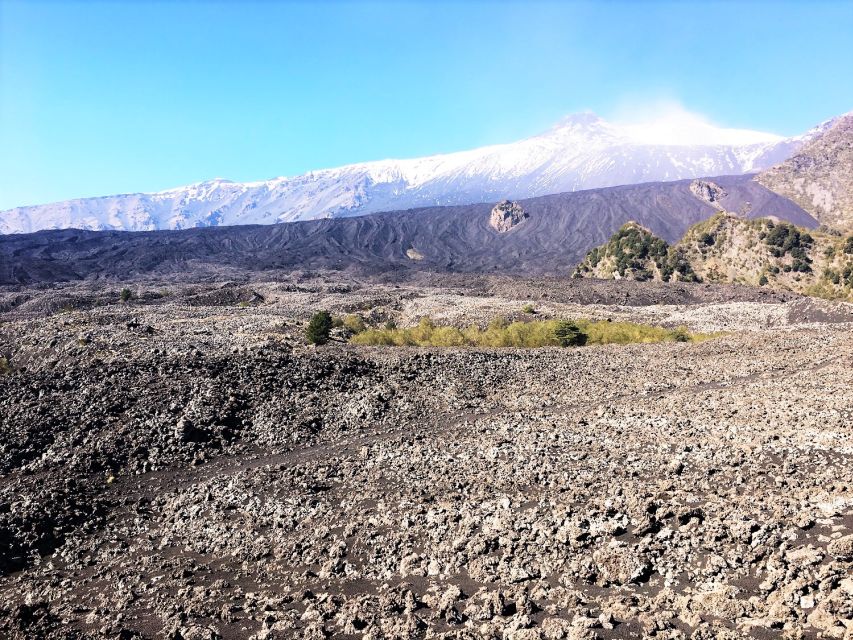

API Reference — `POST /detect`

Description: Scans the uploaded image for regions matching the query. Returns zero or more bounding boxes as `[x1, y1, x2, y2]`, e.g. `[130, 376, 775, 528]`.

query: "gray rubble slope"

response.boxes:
[0, 175, 814, 285]
[0, 279, 852, 639]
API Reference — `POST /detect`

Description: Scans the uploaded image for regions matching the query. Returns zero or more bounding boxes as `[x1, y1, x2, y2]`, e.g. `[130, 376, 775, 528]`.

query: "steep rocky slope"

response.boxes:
[575, 213, 853, 300]
[0, 175, 815, 285]
[758, 113, 853, 232]
[0, 112, 816, 234]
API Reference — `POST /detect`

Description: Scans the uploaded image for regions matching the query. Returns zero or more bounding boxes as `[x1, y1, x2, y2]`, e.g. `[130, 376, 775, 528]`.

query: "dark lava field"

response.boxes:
[1, 274, 852, 639]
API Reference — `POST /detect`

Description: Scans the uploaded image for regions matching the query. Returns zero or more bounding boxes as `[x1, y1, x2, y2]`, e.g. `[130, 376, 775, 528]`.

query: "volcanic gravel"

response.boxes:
[0, 276, 852, 639]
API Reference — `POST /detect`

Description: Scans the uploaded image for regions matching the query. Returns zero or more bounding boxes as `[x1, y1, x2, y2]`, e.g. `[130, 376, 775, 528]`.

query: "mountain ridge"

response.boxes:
[0, 111, 825, 235]
[757, 113, 853, 232]
[0, 175, 816, 285]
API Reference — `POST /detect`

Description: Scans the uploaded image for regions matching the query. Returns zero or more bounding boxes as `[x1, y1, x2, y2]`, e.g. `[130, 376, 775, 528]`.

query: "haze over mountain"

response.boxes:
[0, 111, 824, 235]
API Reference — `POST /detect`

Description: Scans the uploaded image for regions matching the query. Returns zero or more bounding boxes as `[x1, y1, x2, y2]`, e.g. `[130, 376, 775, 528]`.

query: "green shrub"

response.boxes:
[554, 321, 586, 346]
[791, 258, 812, 273]
[0, 356, 10, 375]
[120, 288, 132, 302]
[306, 311, 333, 345]
[671, 326, 691, 343]
[522, 303, 536, 314]
[824, 269, 841, 285]
[844, 237, 853, 255]
[758, 274, 769, 286]
[764, 223, 813, 266]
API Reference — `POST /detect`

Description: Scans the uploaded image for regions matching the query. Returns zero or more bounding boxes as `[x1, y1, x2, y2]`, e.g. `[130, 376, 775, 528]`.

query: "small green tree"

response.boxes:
[553, 321, 587, 347]
[120, 288, 132, 302]
[671, 326, 691, 343]
[306, 311, 333, 345]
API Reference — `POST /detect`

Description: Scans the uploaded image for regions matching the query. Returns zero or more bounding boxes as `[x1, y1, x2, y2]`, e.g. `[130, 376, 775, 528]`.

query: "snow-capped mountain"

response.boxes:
[0, 112, 827, 234]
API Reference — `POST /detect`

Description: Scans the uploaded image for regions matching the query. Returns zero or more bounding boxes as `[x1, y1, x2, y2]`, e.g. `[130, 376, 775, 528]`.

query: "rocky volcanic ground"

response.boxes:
[1, 274, 852, 639]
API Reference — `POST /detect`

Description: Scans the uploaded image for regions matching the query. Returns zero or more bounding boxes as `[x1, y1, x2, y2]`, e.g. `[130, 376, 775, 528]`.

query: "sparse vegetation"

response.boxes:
[575, 223, 698, 282]
[305, 311, 333, 345]
[0, 356, 11, 375]
[350, 316, 717, 348]
[342, 314, 367, 334]
[522, 303, 536, 314]
[576, 214, 853, 301]
[824, 268, 841, 285]
[120, 288, 133, 302]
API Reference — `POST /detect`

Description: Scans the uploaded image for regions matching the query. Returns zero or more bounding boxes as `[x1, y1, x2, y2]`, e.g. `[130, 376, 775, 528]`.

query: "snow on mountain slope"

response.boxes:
[0, 112, 821, 234]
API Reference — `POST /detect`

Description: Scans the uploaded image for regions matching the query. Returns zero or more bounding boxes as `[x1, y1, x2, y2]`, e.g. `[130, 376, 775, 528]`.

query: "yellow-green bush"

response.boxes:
[574, 319, 690, 344]
[350, 316, 717, 348]
[343, 314, 367, 334]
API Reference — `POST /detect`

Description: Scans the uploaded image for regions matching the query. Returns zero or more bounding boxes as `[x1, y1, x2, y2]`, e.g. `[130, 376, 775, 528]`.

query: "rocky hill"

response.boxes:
[758, 113, 853, 232]
[575, 213, 853, 300]
[0, 175, 815, 285]
[571, 222, 699, 283]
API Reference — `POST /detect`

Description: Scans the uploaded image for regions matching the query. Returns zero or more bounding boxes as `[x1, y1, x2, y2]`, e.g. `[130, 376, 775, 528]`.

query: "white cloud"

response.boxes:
[608, 99, 782, 146]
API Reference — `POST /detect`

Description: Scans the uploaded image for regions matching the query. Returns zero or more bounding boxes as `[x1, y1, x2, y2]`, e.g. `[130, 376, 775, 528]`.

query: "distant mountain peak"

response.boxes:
[0, 110, 833, 235]
[550, 111, 607, 129]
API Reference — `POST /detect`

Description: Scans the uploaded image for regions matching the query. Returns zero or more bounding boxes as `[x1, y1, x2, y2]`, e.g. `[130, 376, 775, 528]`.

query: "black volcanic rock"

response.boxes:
[0, 175, 815, 284]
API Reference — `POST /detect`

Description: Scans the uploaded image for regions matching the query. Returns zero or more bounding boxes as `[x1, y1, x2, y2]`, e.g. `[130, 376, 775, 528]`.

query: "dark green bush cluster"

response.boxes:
[844, 236, 853, 255]
[659, 248, 699, 283]
[607, 225, 670, 280]
[553, 321, 586, 346]
[580, 225, 697, 283]
[763, 222, 813, 272]
[826, 264, 853, 287]
[698, 232, 715, 246]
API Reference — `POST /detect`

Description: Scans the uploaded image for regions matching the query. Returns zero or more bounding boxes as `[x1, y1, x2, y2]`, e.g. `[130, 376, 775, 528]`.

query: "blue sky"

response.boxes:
[1, 0, 852, 210]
